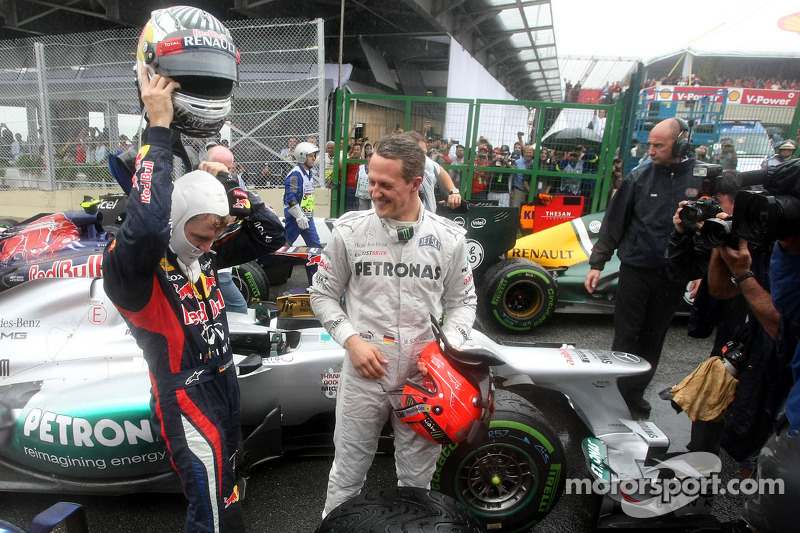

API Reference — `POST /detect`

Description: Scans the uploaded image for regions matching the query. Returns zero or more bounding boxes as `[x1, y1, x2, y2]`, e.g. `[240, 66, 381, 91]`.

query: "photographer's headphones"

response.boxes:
[672, 117, 692, 159]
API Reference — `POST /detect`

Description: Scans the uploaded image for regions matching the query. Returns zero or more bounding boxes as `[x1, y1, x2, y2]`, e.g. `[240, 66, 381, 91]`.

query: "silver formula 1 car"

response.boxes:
[0, 267, 714, 531]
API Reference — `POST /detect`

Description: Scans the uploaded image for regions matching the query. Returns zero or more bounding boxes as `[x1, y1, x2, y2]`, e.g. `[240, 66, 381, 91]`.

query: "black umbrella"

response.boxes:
[542, 127, 603, 151]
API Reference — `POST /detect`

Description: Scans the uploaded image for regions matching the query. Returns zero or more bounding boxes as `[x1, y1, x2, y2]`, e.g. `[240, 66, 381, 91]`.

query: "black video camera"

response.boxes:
[732, 158, 800, 243]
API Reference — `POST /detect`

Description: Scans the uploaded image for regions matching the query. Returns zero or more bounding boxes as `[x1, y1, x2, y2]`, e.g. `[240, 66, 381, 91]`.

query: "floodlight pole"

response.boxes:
[338, 0, 345, 90]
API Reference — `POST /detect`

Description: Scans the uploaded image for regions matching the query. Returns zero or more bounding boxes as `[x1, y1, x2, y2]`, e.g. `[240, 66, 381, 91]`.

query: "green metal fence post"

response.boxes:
[788, 94, 800, 147]
[332, 89, 345, 216]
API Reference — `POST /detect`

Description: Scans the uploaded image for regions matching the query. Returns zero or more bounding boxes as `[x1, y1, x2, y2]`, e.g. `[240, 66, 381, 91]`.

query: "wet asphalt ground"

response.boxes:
[0, 267, 750, 532]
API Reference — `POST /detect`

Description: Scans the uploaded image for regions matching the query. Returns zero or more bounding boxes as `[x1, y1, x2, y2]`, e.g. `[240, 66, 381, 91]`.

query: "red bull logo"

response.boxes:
[307, 254, 324, 268]
[28, 254, 103, 280]
[202, 275, 216, 297]
[224, 485, 240, 508]
[174, 282, 195, 301]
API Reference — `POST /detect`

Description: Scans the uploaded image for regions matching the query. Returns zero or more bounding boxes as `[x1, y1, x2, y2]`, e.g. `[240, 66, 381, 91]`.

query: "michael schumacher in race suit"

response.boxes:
[309, 134, 477, 516]
[103, 70, 285, 532]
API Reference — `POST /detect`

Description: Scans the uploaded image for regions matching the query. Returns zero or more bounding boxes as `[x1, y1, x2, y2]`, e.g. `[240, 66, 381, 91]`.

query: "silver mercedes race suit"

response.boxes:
[309, 205, 477, 515]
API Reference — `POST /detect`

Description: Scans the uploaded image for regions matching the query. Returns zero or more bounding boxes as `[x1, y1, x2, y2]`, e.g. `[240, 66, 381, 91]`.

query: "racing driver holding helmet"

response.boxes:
[309, 133, 477, 517]
[103, 7, 285, 532]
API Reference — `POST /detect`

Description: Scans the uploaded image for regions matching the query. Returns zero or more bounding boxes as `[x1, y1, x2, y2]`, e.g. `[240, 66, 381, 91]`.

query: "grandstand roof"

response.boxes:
[558, 56, 640, 89]
[646, 0, 800, 63]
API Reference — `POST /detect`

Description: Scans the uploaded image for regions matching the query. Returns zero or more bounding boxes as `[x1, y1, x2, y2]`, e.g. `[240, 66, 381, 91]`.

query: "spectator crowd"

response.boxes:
[646, 75, 800, 90]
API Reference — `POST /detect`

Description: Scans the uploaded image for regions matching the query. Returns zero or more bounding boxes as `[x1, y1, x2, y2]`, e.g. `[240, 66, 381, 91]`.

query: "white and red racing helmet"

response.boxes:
[395, 341, 485, 444]
[136, 6, 240, 137]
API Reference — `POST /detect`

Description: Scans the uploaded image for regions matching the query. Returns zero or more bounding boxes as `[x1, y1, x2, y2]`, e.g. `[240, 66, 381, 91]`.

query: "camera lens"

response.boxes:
[733, 191, 800, 243]
[679, 204, 701, 227]
[701, 218, 736, 248]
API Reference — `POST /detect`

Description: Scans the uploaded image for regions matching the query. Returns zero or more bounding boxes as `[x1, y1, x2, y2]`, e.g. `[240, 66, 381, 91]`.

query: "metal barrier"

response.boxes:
[335, 91, 621, 216]
[0, 19, 326, 191]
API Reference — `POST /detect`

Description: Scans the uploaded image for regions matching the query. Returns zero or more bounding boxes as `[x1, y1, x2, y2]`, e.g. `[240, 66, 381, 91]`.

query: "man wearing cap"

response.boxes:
[762, 139, 797, 168]
[103, 68, 286, 532]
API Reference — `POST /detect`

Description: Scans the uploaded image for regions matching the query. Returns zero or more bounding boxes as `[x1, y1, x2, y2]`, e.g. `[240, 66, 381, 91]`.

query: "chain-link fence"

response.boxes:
[0, 18, 325, 191]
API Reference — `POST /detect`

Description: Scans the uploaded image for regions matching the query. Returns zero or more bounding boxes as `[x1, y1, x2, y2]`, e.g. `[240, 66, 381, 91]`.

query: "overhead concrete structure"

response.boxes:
[0, 0, 563, 102]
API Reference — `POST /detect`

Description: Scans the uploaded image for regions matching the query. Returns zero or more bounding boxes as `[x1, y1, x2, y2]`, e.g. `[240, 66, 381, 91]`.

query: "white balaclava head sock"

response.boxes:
[170, 170, 230, 281]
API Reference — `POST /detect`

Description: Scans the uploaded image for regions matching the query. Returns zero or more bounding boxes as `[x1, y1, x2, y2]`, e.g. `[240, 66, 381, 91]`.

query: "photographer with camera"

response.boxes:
[719, 159, 800, 531]
[666, 169, 789, 471]
[739, 235, 800, 532]
[709, 231, 790, 478]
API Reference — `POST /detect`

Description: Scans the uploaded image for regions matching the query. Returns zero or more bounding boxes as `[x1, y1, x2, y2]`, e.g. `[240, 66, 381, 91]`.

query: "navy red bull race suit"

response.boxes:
[103, 127, 285, 532]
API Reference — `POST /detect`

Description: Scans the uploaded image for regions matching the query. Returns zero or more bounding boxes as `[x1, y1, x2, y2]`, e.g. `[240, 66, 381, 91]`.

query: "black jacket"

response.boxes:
[589, 156, 701, 270]
[103, 126, 286, 378]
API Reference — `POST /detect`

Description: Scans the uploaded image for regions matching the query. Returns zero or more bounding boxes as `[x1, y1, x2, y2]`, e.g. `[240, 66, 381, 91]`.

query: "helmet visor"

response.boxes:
[153, 32, 239, 87]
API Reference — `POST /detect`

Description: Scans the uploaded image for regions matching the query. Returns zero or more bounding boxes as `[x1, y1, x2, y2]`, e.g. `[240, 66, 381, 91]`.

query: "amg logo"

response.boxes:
[0, 332, 26, 340]
[0, 359, 8, 376]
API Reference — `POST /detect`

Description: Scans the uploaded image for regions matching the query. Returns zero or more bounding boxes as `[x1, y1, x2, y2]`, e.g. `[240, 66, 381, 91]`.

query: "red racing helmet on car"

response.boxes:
[395, 341, 484, 444]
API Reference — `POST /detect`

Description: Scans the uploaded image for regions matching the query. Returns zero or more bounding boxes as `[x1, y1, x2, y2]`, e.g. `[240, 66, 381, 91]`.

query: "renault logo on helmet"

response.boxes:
[611, 351, 640, 364]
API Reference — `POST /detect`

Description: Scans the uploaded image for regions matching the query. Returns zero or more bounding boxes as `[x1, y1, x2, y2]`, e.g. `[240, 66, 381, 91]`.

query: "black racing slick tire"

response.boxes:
[231, 261, 269, 304]
[315, 486, 483, 533]
[482, 258, 557, 333]
[259, 260, 294, 285]
[432, 389, 566, 532]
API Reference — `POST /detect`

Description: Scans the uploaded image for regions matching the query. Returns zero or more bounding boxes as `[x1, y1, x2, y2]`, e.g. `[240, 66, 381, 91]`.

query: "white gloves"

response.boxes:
[288, 203, 309, 230]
